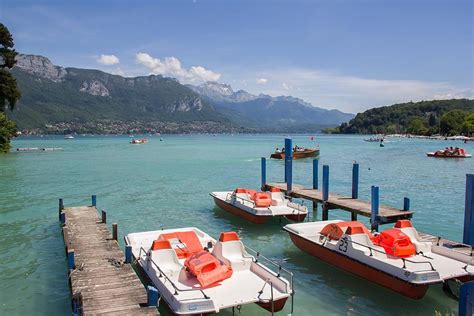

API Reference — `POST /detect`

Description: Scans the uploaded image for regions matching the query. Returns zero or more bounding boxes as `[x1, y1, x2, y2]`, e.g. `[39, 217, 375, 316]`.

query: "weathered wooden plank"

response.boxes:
[60, 205, 157, 315]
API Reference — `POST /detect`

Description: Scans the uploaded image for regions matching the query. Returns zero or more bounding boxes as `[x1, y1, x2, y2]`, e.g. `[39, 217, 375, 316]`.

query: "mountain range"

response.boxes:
[188, 81, 354, 131]
[8, 54, 353, 134]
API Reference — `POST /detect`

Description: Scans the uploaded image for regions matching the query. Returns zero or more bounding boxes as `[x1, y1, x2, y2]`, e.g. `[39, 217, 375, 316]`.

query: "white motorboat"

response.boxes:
[64, 135, 74, 139]
[210, 187, 308, 224]
[125, 227, 294, 315]
[283, 219, 474, 299]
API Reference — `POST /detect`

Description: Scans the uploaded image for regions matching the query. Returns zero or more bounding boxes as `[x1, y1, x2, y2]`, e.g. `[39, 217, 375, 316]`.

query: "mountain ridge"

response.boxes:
[9, 54, 353, 134]
[188, 81, 354, 131]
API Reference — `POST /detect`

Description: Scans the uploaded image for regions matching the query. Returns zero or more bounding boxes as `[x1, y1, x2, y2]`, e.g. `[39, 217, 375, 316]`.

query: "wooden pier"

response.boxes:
[59, 197, 158, 315]
[265, 182, 413, 224]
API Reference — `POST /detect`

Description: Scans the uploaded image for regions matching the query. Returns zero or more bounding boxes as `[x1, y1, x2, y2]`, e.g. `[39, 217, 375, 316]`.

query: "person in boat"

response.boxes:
[275, 147, 281, 154]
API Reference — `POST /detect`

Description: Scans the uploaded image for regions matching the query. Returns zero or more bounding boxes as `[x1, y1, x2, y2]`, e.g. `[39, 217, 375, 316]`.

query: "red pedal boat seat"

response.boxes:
[373, 228, 416, 257]
[184, 251, 233, 288]
[321, 221, 374, 240]
[159, 231, 203, 259]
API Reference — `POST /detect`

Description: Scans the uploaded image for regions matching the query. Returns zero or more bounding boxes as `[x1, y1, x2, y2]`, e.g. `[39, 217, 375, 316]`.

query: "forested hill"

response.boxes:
[328, 99, 474, 135]
[9, 54, 353, 134]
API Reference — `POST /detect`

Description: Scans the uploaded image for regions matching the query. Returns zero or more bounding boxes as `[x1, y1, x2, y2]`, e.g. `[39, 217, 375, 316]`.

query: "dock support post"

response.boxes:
[101, 210, 106, 223]
[60, 212, 65, 224]
[284, 138, 293, 193]
[464, 174, 474, 246]
[313, 159, 319, 190]
[112, 223, 118, 241]
[147, 285, 159, 307]
[322, 165, 329, 220]
[322, 165, 329, 202]
[371, 186, 380, 232]
[261, 157, 266, 190]
[59, 198, 64, 220]
[352, 163, 359, 199]
[91, 195, 97, 207]
[403, 197, 410, 211]
[351, 212, 357, 221]
[459, 281, 474, 316]
[67, 249, 75, 270]
[125, 245, 132, 264]
[312, 159, 319, 219]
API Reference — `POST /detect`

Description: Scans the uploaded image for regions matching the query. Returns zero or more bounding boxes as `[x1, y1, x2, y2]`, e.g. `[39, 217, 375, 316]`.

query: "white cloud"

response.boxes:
[135, 52, 220, 83]
[256, 78, 268, 85]
[111, 67, 125, 76]
[281, 82, 292, 91]
[240, 68, 473, 112]
[97, 54, 120, 65]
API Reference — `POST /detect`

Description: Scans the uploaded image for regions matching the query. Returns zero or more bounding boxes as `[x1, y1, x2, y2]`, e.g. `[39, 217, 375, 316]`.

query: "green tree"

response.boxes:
[463, 113, 474, 136]
[0, 23, 21, 152]
[440, 109, 468, 135]
[407, 117, 428, 135]
[428, 113, 437, 127]
[0, 112, 16, 152]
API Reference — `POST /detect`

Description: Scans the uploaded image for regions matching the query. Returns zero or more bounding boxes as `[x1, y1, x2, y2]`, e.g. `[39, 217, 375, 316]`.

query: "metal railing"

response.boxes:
[138, 247, 210, 299]
[321, 235, 437, 273]
[226, 193, 256, 207]
[243, 245, 294, 295]
[257, 280, 275, 315]
[287, 200, 307, 214]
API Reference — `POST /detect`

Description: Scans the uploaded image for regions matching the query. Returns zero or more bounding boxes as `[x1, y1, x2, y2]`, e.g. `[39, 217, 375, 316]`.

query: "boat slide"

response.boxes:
[283, 220, 473, 299]
[125, 227, 293, 315]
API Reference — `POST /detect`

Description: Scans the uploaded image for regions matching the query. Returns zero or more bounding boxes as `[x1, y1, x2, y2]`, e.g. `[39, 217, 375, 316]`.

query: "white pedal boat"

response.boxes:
[283, 219, 474, 299]
[210, 187, 308, 224]
[125, 227, 293, 314]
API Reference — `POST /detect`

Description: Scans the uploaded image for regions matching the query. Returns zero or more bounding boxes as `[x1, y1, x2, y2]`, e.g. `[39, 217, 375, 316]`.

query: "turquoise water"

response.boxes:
[1, 134, 472, 315]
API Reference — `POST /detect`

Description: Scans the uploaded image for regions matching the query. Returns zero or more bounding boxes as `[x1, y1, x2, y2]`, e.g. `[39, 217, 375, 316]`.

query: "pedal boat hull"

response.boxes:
[285, 229, 429, 299]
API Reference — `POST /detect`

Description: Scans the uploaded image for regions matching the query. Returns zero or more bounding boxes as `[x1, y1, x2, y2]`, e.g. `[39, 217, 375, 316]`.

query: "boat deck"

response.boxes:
[61, 205, 158, 315]
[418, 232, 473, 256]
[265, 182, 413, 223]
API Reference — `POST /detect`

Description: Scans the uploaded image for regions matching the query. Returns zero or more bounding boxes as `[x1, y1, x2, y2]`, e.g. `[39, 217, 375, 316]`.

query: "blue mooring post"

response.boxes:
[352, 163, 359, 199]
[125, 245, 132, 264]
[284, 138, 293, 193]
[322, 165, 329, 202]
[459, 174, 474, 316]
[261, 157, 266, 190]
[313, 159, 319, 190]
[60, 212, 65, 224]
[147, 285, 159, 307]
[91, 195, 97, 207]
[67, 249, 75, 270]
[322, 165, 330, 220]
[459, 281, 474, 316]
[464, 174, 474, 246]
[403, 197, 410, 211]
[371, 186, 380, 232]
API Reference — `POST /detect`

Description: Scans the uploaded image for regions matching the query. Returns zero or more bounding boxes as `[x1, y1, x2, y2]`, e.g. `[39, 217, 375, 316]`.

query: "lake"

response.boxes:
[1, 134, 472, 315]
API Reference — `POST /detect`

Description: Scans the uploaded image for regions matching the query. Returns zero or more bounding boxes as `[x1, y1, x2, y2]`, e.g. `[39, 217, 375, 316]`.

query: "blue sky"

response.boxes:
[1, 0, 472, 112]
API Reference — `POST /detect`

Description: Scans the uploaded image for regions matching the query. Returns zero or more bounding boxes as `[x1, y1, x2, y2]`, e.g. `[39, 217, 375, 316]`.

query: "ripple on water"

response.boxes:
[0, 135, 468, 315]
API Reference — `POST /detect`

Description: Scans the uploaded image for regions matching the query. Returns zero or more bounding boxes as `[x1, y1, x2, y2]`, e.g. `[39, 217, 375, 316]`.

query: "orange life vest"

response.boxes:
[184, 251, 233, 288]
[373, 228, 416, 257]
[252, 192, 272, 207]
